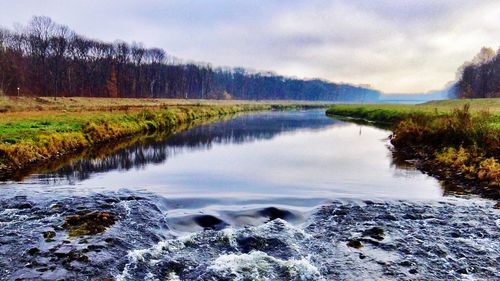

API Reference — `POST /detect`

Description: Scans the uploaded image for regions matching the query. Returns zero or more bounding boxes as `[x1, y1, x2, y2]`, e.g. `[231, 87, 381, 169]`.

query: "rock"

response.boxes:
[54, 246, 73, 258]
[359, 253, 366, 259]
[457, 268, 469, 274]
[347, 239, 363, 249]
[27, 247, 40, 255]
[403, 214, 422, 220]
[378, 214, 397, 221]
[236, 236, 291, 256]
[409, 268, 418, 274]
[43, 230, 56, 240]
[333, 209, 348, 216]
[363, 227, 385, 241]
[56, 250, 89, 264]
[15, 203, 32, 209]
[63, 211, 116, 237]
[399, 260, 413, 267]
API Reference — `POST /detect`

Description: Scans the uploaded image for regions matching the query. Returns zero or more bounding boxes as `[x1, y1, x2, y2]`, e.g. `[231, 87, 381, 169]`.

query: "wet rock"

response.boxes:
[333, 209, 348, 216]
[63, 211, 116, 237]
[359, 253, 366, 259]
[457, 267, 469, 274]
[409, 268, 418, 274]
[377, 214, 397, 221]
[403, 213, 422, 220]
[86, 244, 105, 252]
[43, 230, 56, 240]
[54, 246, 73, 258]
[193, 215, 227, 230]
[347, 239, 363, 249]
[363, 227, 385, 241]
[15, 203, 33, 209]
[236, 235, 292, 257]
[258, 207, 294, 221]
[399, 260, 413, 267]
[56, 250, 89, 264]
[27, 247, 40, 255]
[78, 239, 89, 244]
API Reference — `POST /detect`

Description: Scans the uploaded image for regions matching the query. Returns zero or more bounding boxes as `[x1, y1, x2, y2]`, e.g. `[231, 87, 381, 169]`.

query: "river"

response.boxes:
[0, 109, 498, 280]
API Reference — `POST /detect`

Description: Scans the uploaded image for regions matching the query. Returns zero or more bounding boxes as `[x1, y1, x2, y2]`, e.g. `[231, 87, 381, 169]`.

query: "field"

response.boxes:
[0, 97, 320, 175]
[327, 99, 500, 199]
[326, 99, 500, 127]
[0, 96, 322, 113]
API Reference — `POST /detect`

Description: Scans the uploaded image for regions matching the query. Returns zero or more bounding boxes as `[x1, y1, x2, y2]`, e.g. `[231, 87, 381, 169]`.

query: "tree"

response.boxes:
[0, 16, 381, 101]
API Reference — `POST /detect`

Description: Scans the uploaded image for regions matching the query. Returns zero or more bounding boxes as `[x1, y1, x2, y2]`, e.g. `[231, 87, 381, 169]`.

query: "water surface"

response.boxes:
[2, 109, 442, 203]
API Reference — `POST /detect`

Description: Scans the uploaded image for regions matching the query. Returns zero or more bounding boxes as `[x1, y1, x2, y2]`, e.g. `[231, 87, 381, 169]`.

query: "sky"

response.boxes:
[0, 0, 499, 94]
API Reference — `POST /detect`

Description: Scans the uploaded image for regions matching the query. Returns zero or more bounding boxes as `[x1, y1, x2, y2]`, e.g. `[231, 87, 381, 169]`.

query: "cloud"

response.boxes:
[0, 0, 499, 93]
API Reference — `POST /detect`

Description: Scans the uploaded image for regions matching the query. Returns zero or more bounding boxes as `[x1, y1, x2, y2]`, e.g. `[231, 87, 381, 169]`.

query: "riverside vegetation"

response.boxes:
[0, 97, 318, 176]
[327, 99, 500, 200]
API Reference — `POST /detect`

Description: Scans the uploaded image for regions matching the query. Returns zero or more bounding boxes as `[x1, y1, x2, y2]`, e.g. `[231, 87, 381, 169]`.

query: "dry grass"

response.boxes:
[0, 96, 323, 113]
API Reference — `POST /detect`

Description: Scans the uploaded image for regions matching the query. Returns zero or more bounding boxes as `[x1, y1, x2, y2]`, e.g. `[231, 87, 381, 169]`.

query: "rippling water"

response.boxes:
[0, 110, 498, 280]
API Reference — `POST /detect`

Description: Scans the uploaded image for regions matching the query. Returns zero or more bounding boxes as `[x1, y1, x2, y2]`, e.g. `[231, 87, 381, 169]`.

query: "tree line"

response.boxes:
[457, 47, 500, 99]
[0, 16, 379, 101]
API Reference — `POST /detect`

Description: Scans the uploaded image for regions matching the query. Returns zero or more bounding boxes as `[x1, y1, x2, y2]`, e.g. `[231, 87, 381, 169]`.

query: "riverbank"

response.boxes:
[326, 99, 500, 200]
[0, 97, 319, 178]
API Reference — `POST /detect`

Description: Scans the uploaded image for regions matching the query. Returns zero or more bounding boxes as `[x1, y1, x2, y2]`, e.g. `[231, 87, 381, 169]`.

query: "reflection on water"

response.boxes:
[1, 110, 443, 202]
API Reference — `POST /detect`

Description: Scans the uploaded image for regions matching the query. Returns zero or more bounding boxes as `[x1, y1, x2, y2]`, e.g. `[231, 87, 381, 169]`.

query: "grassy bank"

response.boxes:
[0, 97, 305, 176]
[327, 99, 500, 199]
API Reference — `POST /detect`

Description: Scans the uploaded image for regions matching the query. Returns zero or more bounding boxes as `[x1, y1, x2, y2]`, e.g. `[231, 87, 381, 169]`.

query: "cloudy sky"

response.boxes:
[1, 0, 499, 93]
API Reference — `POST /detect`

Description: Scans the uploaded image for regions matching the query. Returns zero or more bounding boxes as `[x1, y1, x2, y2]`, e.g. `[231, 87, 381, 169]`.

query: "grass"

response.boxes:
[326, 99, 500, 199]
[0, 96, 324, 113]
[1, 97, 309, 173]
[326, 98, 500, 125]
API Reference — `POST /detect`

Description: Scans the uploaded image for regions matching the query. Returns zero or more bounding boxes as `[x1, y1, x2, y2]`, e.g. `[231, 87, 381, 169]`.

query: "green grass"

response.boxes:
[326, 98, 500, 127]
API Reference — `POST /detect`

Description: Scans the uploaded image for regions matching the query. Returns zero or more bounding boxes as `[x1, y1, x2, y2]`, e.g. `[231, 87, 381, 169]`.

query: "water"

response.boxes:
[0, 110, 498, 280]
[2, 110, 441, 200]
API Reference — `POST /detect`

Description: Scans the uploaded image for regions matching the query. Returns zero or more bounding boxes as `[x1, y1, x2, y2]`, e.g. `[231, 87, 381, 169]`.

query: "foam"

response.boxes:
[209, 251, 322, 281]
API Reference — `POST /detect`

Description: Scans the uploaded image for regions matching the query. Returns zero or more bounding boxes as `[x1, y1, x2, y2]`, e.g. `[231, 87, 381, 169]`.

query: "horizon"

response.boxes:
[1, 1, 499, 94]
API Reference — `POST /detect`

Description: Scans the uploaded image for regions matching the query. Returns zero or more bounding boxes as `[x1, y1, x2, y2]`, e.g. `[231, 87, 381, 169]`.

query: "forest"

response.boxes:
[457, 47, 500, 99]
[0, 16, 379, 102]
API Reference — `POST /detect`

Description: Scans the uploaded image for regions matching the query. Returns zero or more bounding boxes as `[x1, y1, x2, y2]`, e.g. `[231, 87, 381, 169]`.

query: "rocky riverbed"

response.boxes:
[0, 190, 498, 280]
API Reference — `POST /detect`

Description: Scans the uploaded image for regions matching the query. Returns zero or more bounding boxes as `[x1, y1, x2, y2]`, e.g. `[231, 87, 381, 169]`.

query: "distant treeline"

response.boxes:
[457, 47, 500, 99]
[0, 16, 379, 101]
